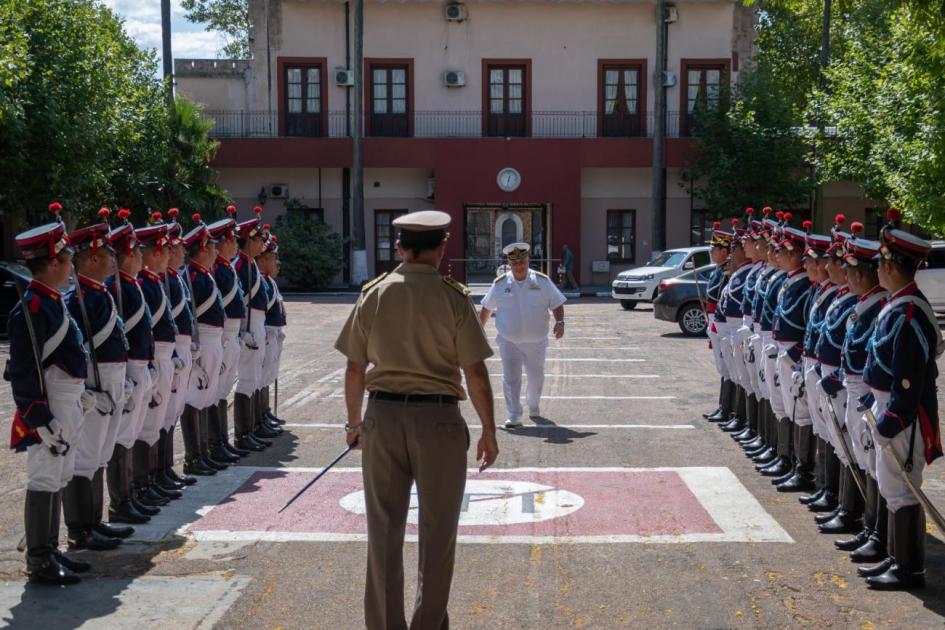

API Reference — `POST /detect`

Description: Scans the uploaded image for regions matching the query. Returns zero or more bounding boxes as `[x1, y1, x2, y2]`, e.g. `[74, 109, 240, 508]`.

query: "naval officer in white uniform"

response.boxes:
[479, 242, 566, 427]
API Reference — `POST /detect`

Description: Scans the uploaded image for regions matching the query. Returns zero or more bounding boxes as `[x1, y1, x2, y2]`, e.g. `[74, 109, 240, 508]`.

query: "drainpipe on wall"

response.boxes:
[266, 0, 273, 117]
[350, 0, 368, 285]
[342, 1, 352, 284]
[651, 0, 667, 254]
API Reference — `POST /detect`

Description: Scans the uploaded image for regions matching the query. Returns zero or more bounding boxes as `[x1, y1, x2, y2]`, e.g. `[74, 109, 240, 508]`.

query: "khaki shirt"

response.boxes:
[334, 263, 493, 399]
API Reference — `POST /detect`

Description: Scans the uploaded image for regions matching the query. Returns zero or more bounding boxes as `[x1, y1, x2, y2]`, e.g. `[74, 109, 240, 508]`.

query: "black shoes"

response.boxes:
[94, 522, 134, 539]
[67, 527, 121, 551]
[109, 501, 151, 524]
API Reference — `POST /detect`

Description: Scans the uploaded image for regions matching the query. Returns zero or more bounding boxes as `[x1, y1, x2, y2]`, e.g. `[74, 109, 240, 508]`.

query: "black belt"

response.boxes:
[369, 391, 458, 405]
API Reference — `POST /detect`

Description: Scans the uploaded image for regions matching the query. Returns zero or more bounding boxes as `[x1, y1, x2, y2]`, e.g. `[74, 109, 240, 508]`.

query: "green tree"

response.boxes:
[275, 204, 346, 289]
[180, 0, 250, 59]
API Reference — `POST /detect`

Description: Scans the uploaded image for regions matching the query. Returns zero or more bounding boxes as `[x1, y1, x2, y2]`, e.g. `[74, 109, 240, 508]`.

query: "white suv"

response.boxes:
[916, 241, 945, 313]
[611, 246, 712, 310]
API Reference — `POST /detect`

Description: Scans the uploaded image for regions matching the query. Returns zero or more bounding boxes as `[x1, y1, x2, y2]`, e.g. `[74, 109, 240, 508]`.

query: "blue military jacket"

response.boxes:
[139, 269, 176, 343]
[188, 261, 225, 328]
[773, 268, 812, 350]
[5, 280, 89, 437]
[722, 261, 754, 320]
[66, 275, 127, 365]
[803, 281, 838, 358]
[863, 282, 943, 463]
[165, 269, 193, 337]
[705, 264, 727, 317]
[739, 261, 766, 319]
[751, 265, 778, 321]
[758, 269, 788, 333]
[214, 255, 246, 320]
[235, 251, 267, 312]
[842, 286, 888, 376]
[263, 275, 286, 327]
[107, 271, 154, 362]
[815, 286, 857, 368]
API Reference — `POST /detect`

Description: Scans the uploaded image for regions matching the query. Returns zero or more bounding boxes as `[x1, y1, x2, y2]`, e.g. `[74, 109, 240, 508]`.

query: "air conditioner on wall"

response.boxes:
[445, 3, 467, 22]
[334, 68, 354, 87]
[268, 184, 289, 199]
[443, 70, 466, 87]
[664, 6, 678, 23]
[662, 71, 677, 87]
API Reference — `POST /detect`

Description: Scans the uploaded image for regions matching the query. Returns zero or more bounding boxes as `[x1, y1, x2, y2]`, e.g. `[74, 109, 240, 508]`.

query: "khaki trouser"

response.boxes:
[362, 398, 470, 630]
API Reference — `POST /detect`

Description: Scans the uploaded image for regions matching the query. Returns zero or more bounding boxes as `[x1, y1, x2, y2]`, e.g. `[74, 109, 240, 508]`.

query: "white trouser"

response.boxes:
[872, 390, 926, 512]
[117, 360, 152, 449]
[26, 366, 85, 492]
[262, 326, 285, 388]
[165, 334, 192, 432]
[728, 318, 750, 388]
[844, 375, 873, 475]
[804, 359, 827, 438]
[74, 362, 126, 479]
[188, 325, 224, 410]
[139, 341, 174, 446]
[497, 336, 548, 421]
[777, 345, 810, 425]
[720, 321, 741, 387]
[749, 333, 766, 399]
[817, 378, 852, 467]
[713, 321, 731, 381]
[707, 319, 727, 380]
[235, 309, 266, 396]
[216, 319, 242, 401]
[763, 338, 786, 419]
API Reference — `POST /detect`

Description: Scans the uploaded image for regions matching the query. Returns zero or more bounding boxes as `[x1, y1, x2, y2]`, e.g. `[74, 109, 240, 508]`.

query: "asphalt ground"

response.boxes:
[0, 297, 943, 629]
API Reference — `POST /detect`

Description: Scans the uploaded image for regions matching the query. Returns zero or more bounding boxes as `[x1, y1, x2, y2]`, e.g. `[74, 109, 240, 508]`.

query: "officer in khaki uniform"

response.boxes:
[335, 210, 498, 630]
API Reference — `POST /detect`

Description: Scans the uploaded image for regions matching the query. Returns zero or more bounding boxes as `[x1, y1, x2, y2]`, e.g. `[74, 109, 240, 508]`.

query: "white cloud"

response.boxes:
[104, 0, 227, 61]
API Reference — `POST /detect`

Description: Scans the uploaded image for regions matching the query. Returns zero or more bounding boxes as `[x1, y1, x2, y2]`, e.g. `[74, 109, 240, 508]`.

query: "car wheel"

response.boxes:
[620, 300, 637, 311]
[652, 287, 660, 301]
[678, 303, 707, 337]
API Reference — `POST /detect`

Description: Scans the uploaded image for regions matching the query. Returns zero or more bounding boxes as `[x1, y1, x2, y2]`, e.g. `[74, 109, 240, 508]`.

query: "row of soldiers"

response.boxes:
[6, 203, 288, 585]
[703, 207, 942, 592]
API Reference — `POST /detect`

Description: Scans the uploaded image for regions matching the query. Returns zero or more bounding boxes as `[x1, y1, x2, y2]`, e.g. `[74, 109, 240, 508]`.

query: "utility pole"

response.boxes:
[814, 0, 832, 229]
[651, 0, 667, 253]
[350, 0, 368, 284]
[161, 0, 173, 107]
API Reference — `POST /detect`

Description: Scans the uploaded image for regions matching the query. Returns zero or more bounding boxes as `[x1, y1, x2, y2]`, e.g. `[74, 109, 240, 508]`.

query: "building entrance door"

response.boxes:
[463, 205, 548, 283]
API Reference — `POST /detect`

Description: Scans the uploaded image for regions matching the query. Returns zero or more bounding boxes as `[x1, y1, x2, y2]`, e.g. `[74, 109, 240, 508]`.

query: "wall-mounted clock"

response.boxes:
[497, 167, 522, 192]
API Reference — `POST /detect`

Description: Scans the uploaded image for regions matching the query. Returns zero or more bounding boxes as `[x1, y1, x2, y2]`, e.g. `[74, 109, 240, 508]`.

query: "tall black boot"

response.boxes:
[235, 392, 268, 450]
[744, 399, 768, 452]
[164, 424, 197, 486]
[155, 429, 185, 491]
[819, 466, 863, 533]
[853, 486, 889, 564]
[801, 438, 828, 505]
[149, 440, 182, 500]
[809, 448, 840, 512]
[263, 386, 287, 424]
[107, 444, 151, 524]
[708, 380, 732, 423]
[752, 404, 778, 463]
[219, 399, 249, 458]
[253, 390, 281, 437]
[721, 387, 746, 432]
[867, 504, 926, 590]
[777, 424, 816, 492]
[49, 490, 92, 574]
[182, 405, 217, 475]
[759, 417, 793, 476]
[133, 440, 169, 507]
[208, 404, 240, 463]
[64, 476, 120, 551]
[199, 408, 228, 470]
[25, 490, 79, 585]
[91, 468, 133, 539]
[705, 378, 726, 420]
[735, 394, 757, 441]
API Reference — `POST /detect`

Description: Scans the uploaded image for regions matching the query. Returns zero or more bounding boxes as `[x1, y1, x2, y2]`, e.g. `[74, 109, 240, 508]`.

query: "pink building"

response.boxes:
[176, 0, 874, 285]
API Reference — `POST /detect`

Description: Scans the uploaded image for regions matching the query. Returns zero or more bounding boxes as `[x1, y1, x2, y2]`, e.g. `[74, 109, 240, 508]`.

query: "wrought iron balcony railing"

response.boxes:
[204, 110, 685, 139]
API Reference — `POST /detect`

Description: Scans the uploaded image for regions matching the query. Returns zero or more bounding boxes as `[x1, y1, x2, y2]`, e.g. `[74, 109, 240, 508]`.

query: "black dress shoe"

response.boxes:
[53, 550, 91, 573]
[265, 410, 287, 425]
[835, 528, 871, 551]
[815, 506, 842, 525]
[721, 419, 745, 433]
[263, 417, 283, 432]
[183, 458, 218, 476]
[866, 564, 925, 591]
[776, 472, 815, 493]
[858, 557, 893, 578]
[93, 522, 134, 539]
[157, 470, 186, 491]
[223, 440, 250, 458]
[251, 430, 275, 445]
[67, 528, 122, 551]
[211, 445, 241, 464]
[799, 488, 825, 505]
[759, 458, 791, 476]
[166, 467, 198, 486]
[745, 444, 769, 458]
[741, 437, 765, 451]
[26, 555, 80, 585]
[733, 427, 753, 440]
[706, 411, 728, 423]
[819, 510, 861, 534]
[703, 407, 723, 420]
[771, 466, 798, 485]
[236, 435, 266, 452]
[850, 535, 887, 563]
[808, 493, 839, 513]
[109, 502, 151, 524]
[201, 454, 228, 471]
[130, 495, 161, 516]
[254, 424, 281, 439]
[136, 486, 170, 507]
[151, 481, 183, 501]
[752, 448, 778, 465]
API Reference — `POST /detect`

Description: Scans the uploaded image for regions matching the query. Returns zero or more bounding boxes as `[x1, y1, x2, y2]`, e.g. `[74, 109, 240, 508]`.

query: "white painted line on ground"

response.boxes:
[489, 337, 624, 341]
[546, 347, 640, 351]
[285, 393, 674, 401]
[283, 423, 695, 430]
[488, 374, 660, 379]
[487, 358, 646, 363]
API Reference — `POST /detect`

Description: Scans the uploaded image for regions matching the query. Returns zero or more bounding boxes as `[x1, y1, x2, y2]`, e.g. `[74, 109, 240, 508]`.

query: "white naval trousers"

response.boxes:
[140, 341, 174, 446]
[26, 366, 85, 492]
[117, 360, 152, 449]
[803, 358, 827, 438]
[496, 335, 547, 421]
[777, 345, 810, 425]
[74, 362, 126, 479]
[216, 319, 242, 401]
[714, 321, 732, 382]
[188, 325, 224, 410]
[164, 334, 192, 432]
[816, 377, 853, 467]
[727, 317, 750, 389]
[762, 334, 787, 418]
[871, 390, 926, 512]
[235, 309, 266, 396]
[749, 332, 767, 400]
[707, 320, 728, 381]
[262, 326, 285, 388]
[844, 375, 874, 474]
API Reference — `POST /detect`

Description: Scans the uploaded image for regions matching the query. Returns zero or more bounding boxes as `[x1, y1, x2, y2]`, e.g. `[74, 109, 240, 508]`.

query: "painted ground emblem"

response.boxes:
[184, 467, 793, 544]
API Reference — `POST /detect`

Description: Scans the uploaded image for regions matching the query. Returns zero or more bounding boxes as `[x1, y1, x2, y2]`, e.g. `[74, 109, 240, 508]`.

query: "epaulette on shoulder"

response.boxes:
[361, 272, 387, 293]
[492, 274, 504, 284]
[443, 276, 470, 296]
[534, 271, 550, 279]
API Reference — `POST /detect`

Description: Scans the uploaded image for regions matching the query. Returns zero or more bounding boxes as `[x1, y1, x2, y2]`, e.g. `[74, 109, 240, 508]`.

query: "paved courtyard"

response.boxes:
[0, 297, 943, 629]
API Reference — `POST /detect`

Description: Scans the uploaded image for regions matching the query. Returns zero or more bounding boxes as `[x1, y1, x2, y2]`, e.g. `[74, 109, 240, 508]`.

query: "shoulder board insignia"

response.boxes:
[492, 275, 504, 285]
[534, 271, 550, 279]
[443, 276, 470, 296]
[361, 273, 388, 293]
[29, 295, 41, 315]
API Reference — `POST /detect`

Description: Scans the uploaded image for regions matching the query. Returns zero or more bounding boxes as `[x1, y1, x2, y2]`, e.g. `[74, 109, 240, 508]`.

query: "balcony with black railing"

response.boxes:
[204, 110, 684, 139]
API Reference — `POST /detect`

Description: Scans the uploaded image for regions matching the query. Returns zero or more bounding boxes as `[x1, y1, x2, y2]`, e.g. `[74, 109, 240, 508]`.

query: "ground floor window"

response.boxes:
[607, 209, 636, 263]
[463, 205, 546, 282]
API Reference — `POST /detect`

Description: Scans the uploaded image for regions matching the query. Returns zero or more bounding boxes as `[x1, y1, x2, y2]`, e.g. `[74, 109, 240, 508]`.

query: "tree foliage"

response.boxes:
[0, 0, 229, 232]
[180, 0, 250, 59]
[275, 204, 346, 289]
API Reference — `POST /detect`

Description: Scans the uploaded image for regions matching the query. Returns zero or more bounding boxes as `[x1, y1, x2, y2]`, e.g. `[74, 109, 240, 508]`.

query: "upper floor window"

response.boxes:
[681, 61, 729, 136]
[281, 59, 327, 137]
[369, 62, 411, 137]
[484, 62, 529, 137]
[600, 62, 645, 137]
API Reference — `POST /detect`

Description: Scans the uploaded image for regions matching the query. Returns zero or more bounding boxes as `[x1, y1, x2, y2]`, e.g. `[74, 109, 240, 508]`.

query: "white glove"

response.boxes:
[148, 364, 158, 385]
[266, 328, 277, 343]
[149, 389, 164, 409]
[172, 356, 186, 373]
[789, 370, 805, 399]
[122, 377, 136, 413]
[37, 419, 69, 456]
[277, 329, 286, 341]
[80, 389, 96, 414]
[89, 389, 116, 415]
[190, 342, 201, 362]
[240, 331, 258, 349]
[193, 362, 210, 390]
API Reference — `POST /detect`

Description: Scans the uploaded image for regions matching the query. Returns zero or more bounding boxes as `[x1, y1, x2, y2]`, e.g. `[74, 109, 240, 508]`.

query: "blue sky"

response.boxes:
[102, 0, 226, 63]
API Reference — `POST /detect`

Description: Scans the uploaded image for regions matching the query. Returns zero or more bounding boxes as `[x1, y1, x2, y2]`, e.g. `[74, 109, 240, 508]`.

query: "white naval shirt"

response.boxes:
[481, 269, 567, 344]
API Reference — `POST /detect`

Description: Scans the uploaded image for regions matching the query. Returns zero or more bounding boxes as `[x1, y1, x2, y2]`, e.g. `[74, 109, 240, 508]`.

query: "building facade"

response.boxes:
[176, 0, 873, 285]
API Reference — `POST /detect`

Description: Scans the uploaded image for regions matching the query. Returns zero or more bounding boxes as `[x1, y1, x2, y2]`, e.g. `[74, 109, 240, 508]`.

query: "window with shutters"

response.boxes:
[483, 61, 530, 137]
[367, 60, 412, 137]
[599, 61, 646, 137]
[680, 60, 729, 136]
[279, 58, 327, 137]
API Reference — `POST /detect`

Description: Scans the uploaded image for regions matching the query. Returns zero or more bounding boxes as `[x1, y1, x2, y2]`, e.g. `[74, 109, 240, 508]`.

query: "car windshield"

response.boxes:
[647, 251, 687, 267]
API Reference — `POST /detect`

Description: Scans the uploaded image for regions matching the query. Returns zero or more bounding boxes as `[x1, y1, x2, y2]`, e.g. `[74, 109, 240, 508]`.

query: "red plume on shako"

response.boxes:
[98, 207, 111, 220]
[762, 207, 772, 216]
[192, 213, 202, 224]
[851, 221, 865, 236]
[226, 205, 237, 215]
[167, 207, 180, 220]
[713, 220, 721, 229]
[117, 208, 131, 221]
[802, 220, 813, 232]
[149, 211, 163, 225]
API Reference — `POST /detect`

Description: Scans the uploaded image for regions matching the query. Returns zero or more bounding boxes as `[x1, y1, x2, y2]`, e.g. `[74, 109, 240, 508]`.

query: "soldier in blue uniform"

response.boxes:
[717, 221, 754, 433]
[258, 233, 287, 426]
[106, 211, 158, 523]
[6, 204, 93, 584]
[703, 222, 733, 422]
[62, 216, 129, 552]
[180, 215, 228, 475]
[208, 207, 253, 459]
[860, 210, 943, 590]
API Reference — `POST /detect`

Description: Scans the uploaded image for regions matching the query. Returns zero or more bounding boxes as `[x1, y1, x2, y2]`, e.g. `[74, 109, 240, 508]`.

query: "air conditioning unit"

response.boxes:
[268, 184, 289, 199]
[334, 68, 354, 87]
[443, 70, 466, 87]
[661, 70, 677, 87]
[445, 3, 467, 22]
[664, 6, 678, 23]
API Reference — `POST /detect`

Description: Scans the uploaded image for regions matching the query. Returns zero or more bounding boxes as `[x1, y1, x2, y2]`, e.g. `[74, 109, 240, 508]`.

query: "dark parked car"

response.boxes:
[0, 261, 31, 337]
[652, 264, 716, 337]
